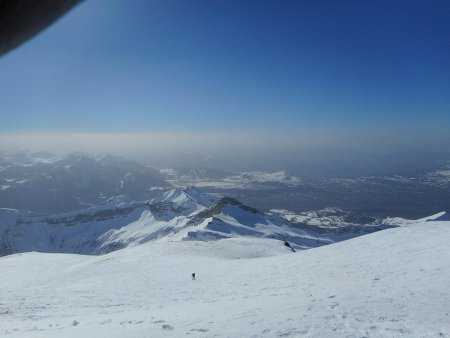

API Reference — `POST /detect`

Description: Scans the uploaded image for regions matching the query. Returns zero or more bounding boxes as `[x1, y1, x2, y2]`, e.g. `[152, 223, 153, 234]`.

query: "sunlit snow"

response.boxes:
[0, 217, 448, 337]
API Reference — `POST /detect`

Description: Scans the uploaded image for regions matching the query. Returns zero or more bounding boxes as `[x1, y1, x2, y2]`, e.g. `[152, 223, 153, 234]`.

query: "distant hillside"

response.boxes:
[0, 151, 169, 213]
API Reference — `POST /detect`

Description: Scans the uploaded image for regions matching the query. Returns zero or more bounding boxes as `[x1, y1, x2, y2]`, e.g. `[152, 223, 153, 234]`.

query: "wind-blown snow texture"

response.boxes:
[0, 216, 449, 337]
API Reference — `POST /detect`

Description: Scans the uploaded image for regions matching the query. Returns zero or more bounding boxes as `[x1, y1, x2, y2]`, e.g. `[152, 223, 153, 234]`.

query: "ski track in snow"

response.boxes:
[0, 221, 449, 337]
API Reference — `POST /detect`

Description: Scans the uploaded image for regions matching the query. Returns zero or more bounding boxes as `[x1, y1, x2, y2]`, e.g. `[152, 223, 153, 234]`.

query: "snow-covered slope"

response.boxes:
[0, 216, 448, 337]
[0, 187, 330, 256]
[380, 210, 450, 227]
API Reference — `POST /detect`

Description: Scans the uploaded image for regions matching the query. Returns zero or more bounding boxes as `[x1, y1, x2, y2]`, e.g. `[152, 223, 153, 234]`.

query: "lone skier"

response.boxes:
[192, 273, 196, 280]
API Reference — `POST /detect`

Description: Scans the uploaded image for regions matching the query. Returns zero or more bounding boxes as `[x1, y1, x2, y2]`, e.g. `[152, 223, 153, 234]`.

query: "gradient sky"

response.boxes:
[1, 0, 449, 134]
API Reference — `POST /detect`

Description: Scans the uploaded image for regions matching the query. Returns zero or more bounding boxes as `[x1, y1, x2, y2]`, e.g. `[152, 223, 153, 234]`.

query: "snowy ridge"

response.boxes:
[0, 187, 329, 256]
[0, 215, 448, 337]
[151, 186, 215, 214]
[181, 197, 330, 248]
[380, 211, 450, 227]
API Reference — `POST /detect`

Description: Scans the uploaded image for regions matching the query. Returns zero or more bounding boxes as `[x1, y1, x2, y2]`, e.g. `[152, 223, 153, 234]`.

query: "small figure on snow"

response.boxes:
[284, 241, 296, 252]
[192, 272, 196, 280]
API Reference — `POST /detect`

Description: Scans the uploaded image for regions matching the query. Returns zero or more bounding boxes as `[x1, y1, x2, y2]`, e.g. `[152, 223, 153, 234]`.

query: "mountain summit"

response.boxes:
[0, 187, 332, 256]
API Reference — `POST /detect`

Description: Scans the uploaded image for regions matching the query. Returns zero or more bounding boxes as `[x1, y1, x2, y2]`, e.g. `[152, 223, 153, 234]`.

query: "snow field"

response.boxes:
[0, 220, 449, 337]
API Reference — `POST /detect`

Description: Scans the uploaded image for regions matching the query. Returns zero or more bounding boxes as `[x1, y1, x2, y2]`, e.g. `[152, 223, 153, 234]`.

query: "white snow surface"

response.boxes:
[0, 217, 449, 337]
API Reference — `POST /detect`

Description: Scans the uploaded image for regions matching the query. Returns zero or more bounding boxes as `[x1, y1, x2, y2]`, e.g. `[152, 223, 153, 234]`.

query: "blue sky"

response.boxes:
[0, 0, 450, 174]
[0, 0, 449, 134]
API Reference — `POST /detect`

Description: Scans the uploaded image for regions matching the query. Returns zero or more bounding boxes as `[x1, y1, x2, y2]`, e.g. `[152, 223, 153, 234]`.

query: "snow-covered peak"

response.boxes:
[151, 186, 215, 213]
[183, 186, 216, 206]
[0, 186, 329, 256]
[6, 185, 443, 258]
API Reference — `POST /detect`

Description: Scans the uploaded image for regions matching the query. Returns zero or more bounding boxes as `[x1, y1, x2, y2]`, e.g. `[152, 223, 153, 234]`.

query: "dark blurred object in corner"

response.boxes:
[0, 0, 81, 57]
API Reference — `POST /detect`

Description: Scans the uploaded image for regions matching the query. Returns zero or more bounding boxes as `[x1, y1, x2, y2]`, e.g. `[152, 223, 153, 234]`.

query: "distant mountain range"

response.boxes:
[0, 186, 402, 257]
[0, 151, 304, 214]
[0, 151, 169, 213]
[1, 151, 450, 219]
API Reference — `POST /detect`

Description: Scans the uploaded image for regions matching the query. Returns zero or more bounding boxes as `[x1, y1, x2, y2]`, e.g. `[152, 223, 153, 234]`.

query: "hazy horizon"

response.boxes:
[1, 130, 450, 177]
[1, 0, 449, 176]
